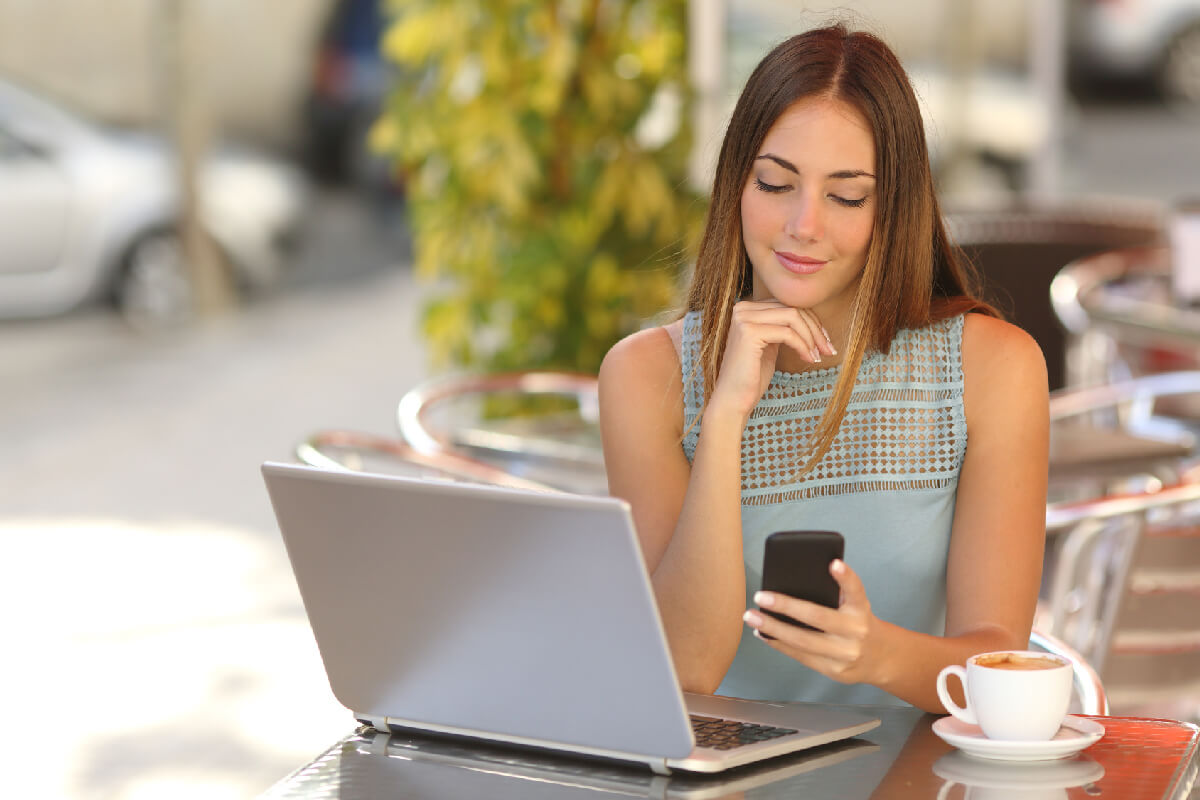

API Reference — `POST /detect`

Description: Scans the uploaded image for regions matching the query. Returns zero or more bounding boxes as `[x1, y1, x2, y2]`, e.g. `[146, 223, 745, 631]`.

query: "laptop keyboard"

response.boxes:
[689, 714, 799, 750]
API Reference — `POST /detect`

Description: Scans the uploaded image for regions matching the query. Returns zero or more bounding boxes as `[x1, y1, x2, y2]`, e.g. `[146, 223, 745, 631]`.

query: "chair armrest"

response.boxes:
[1030, 626, 1110, 716]
[296, 428, 559, 493]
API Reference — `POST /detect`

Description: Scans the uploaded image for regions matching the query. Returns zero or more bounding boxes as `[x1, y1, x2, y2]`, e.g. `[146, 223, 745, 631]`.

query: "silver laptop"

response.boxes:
[261, 462, 880, 774]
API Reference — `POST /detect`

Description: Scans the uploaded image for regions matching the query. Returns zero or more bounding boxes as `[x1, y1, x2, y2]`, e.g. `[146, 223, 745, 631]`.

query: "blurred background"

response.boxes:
[1, 0, 1198, 797]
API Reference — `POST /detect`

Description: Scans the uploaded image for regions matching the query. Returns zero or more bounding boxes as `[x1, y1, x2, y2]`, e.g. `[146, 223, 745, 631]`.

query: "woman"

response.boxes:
[597, 24, 1048, 712]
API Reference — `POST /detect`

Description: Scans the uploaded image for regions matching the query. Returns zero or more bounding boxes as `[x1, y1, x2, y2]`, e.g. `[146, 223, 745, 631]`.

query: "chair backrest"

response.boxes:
[396, 371, 607, 495]
[1044, 479, 1200, 721]
[1047, 371, 1200, 504]
[295, 429, 556, 492]
[1028, 628, 1109, 717]
[1050, 245, 1200, 389]
[393, 370, 1118, 714]
[1043, 372, 1200, 720]
[947, 203, 1162, 391]
[299, 369, 1115, 715]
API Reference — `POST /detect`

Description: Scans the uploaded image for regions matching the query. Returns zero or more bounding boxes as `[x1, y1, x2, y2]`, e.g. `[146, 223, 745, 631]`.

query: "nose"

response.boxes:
[783, 192, 823, 241]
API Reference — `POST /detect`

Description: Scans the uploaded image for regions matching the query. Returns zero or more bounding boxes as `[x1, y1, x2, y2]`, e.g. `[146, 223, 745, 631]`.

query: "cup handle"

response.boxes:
[936, 664, 977, 726]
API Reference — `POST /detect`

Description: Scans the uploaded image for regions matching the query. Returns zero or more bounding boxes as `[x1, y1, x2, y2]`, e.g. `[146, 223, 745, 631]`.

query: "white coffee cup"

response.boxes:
[936, 650, 1072, 741]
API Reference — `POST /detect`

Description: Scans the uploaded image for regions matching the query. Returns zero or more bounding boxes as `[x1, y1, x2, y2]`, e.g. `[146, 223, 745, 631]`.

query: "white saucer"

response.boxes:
[931, 715, 1105, 762]
[933, 750, 1105, 789]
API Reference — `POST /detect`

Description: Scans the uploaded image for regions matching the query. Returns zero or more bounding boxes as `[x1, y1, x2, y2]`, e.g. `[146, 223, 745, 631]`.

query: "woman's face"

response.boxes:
[741, 96, 876, 324]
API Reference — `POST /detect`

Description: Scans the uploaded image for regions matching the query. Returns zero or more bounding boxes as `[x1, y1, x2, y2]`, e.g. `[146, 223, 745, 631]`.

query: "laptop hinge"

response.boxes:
[649, 759, 671, 776]
[357, 714, 390, 733]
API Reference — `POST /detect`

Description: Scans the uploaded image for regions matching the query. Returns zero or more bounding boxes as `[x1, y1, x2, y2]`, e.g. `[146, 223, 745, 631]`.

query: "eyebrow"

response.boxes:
[755, 154, 875, 180]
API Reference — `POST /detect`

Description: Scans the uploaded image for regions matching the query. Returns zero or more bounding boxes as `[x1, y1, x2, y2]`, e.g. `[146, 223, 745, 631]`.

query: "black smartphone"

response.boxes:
[760, 530, 845, 633]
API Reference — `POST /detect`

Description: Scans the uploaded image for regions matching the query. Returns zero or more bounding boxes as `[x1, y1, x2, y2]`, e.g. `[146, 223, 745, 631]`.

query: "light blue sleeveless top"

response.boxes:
[680, 311, 967, 706]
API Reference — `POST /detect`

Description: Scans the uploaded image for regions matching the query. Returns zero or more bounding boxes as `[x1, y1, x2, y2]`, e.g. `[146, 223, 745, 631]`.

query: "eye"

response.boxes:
[754, 177, 789, 194]
[830, 194, 868, 208]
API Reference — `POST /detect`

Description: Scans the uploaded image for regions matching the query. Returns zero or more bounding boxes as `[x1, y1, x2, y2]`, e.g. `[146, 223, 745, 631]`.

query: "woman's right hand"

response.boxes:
[708, 300, 835, 422]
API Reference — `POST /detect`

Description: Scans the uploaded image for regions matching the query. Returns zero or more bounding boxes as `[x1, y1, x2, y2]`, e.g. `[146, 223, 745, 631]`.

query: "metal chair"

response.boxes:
[295, 427, 555, 492]
[395, 371, 607, 496]
[1029, 628, 1109, 717]
[383, 369, 1110, 715]
[946, 201, 1163, 391]
[1050, 245, 1200, 390]
[1041, 372, 1200, 720]
[1047, 371, 1200, 507]
[1042, 476, 1200, 722]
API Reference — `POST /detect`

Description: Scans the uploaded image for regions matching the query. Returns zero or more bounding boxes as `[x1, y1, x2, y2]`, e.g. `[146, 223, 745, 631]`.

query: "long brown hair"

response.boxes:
[683, 24, 995, 469]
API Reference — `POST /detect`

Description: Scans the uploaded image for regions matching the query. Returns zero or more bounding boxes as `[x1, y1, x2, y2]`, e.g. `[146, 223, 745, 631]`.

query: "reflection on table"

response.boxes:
[259, 704, 1198, 800]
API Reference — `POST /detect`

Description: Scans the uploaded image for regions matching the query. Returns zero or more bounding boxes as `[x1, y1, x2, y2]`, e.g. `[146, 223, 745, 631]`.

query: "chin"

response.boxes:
[759, 285, 827, 310]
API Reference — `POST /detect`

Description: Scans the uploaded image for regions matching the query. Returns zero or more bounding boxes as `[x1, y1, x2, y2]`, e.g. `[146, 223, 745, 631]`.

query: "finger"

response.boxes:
[733, 307, 832, 359]
[746, 598, 869, 685]
[762, 341, 781, 375]
[733, 299, 789, 311]
[749, 627, 838, 678]
[793, 309, 837, 356]
[829, 559, 870, 611]
[745, 609, 850, 663]
[733, 300, 833, 352]
[755, 590, 841, 635]
[743, 607, 823, 645]
[736, 321, 823, 364]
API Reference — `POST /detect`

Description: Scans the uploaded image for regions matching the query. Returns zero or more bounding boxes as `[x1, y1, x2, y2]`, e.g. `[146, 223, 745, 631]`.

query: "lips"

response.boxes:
[774, 250, 827, 275]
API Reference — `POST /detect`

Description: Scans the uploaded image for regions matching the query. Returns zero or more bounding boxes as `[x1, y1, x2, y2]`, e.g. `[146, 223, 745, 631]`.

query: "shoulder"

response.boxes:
[600, 324, 680, 386]
[599, 325, 684, 413]
[960, 313, 1047, 384]
[959, 313, 1049, 421]
[598, 324, 686, 440]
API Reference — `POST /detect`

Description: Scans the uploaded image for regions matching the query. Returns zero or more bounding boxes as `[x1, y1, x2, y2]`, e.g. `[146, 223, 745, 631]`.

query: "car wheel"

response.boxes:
[1162, 23, 1200, 103]
[117, 231, 193, 329]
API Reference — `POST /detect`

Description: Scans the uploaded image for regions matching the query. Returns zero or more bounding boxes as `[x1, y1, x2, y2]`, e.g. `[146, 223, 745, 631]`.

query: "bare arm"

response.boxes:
[598, 328, 746, 692]
[599, 305, 833, 693]
[743, 314, 1049, 711]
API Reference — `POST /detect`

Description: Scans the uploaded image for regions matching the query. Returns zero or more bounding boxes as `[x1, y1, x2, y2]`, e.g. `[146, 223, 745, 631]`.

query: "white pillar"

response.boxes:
[1029, 0, 1066, 199]
[161, 0, 233, 316]
[688, 0, 725, 193]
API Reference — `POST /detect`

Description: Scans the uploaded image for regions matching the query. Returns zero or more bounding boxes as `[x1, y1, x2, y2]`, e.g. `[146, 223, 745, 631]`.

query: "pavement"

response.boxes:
[0, 190, 427, 799]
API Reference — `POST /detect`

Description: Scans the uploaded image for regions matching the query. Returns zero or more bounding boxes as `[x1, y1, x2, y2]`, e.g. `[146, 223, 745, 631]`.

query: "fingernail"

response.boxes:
[810, 348, 821, 363]
[822, 327, 837, 354]
[743, 610, 763, 627]
[754, 591, 774, 607]
[831, 559, 844, 575]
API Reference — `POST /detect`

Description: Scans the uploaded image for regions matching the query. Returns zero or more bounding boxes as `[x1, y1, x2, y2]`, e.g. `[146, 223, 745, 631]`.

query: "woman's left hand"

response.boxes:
[742, 559, 881, 685]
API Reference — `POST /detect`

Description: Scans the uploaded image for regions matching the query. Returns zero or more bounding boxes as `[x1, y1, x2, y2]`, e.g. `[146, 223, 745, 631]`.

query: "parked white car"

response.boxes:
[0, 76, 311, 326]
[1069, 0, 1200, 102]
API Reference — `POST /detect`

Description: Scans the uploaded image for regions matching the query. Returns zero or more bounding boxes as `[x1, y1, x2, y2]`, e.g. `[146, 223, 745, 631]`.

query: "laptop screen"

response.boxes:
[262, 463, 694, 759]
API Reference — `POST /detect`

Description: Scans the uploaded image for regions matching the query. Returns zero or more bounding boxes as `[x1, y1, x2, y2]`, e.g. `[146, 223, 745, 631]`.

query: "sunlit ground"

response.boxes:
[1, 518, 350, 800]
[0, 190, 420, 799]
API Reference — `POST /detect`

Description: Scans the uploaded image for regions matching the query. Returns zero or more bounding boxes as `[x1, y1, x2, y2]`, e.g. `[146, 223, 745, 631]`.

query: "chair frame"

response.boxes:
[296, 369, 1116, 716]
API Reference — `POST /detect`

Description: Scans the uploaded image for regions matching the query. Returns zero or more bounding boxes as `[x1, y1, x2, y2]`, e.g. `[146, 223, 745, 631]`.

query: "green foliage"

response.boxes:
[374, 0, 706, 374]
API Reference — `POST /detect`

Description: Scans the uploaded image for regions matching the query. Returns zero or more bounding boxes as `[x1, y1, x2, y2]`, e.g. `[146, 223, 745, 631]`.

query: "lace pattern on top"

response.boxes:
[681, 312, 966, 506]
